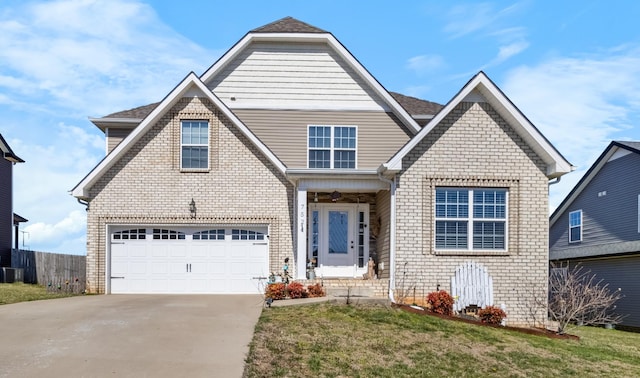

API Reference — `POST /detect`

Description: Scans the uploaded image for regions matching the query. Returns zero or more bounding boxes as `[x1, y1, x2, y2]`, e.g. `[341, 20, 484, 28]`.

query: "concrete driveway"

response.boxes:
[0, 295, 263, 377]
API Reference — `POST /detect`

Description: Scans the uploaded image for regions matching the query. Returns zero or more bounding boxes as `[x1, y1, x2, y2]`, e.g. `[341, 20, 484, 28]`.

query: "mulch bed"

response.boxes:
[392, 303, 579, 340]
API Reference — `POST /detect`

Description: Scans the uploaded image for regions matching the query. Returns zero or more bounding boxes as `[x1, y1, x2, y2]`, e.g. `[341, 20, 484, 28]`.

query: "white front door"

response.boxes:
[309, 204, 369, 277]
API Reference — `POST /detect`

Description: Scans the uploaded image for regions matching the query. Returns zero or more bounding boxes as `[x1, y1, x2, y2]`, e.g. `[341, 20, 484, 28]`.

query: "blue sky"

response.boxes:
[1, 0, 639, 254]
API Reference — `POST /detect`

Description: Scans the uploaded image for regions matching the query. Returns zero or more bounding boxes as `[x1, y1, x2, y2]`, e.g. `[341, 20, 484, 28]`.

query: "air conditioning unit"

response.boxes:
[0, 268, 24, 283]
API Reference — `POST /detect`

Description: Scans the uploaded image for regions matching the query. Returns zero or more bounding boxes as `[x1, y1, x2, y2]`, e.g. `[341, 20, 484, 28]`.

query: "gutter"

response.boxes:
[377, 172, 397, 303]
[548, 176, 561, 186]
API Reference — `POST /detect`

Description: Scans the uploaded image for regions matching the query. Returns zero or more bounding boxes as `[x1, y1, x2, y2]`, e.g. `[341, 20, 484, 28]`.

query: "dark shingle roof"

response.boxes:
[100, 92, 443, 122]
[251, 16, 327, 33]
[616, 141, 640, 152]
[104, 103, 160, 119]
[390, 92, 443, 116]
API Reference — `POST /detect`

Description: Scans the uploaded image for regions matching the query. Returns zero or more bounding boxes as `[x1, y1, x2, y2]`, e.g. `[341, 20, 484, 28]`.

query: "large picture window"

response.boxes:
[181, 120, 209, 169]
[435, 188, 507, 251]
[308, 125, 356, 169]
[569, 210, 582, 243]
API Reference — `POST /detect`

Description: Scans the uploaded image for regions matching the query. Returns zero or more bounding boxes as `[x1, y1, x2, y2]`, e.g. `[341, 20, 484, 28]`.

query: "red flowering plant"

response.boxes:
[478, 306, 507, 325]
[286, 282, 308, 299]
[426, 290, 455, 316]
[265, 283, 286, 300]
[307, 283, 325, 298]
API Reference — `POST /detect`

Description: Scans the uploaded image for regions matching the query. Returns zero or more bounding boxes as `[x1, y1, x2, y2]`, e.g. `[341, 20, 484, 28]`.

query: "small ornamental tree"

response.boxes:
[548, 262, 624, 334]
[427, 290, 455, 316]
[478, 306, 507, 325]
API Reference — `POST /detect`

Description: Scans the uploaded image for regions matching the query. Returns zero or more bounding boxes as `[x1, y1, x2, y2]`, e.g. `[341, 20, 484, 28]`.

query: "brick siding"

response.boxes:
[394, 102, 550, 327]
[84, 97, 294, 293]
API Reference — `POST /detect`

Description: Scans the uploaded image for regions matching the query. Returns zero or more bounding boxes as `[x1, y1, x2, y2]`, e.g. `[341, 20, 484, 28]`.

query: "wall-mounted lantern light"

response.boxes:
[189, 198, 197, 219]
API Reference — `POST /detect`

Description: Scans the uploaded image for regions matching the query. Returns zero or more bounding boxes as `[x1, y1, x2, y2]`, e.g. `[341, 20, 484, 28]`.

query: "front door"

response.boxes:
[309, 203, 369, 277]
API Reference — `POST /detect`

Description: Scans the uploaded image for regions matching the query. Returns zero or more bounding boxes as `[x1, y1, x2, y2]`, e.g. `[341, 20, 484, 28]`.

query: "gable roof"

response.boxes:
[72, 73, 287, 199]
[200, 17, 423, 134]
[104, 103, 160, 119]
[0, 133, 24, 163]
[549, 141, 640, 227]
[91, 94, 440, 129]
[383, 71, 574, 179]
[251, 16, 327, 33]
[389, 92, 443, 118]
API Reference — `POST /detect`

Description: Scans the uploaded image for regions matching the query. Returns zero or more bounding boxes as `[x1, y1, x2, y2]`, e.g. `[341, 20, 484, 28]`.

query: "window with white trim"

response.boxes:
[308, 125, 356, 168]
[181, 120, 209, 169]
[569, 210, 582, 243]
[435, 188, 507, 251]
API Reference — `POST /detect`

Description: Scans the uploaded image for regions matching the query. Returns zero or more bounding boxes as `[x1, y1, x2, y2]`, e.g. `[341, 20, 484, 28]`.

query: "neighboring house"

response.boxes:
[72, 17, 572, 326]
[550, 141, 640, 330]
[0, 133, 24, 267]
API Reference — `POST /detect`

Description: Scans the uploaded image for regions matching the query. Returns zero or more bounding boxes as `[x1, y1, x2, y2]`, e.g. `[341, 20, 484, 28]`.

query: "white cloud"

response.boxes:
[496, 41, 529, 62]
[1, 0, 218, 254]
[444, 2, 525, 39]
[406, 54, 445, 75]
[502, 46, 640, 211]
[0, 0, 218, 117]
[23, 210, 86, 247]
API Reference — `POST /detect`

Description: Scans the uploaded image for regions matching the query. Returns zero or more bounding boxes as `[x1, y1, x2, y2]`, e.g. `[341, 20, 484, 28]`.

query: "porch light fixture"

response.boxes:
[189, 198, 197, 218]
[314, 192, 318, 203]
[331, 191, 341, 202]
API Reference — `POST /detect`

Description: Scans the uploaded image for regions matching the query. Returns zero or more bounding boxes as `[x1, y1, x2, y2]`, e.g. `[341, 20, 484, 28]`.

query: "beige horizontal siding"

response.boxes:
[233, 109, 412, 169]
[106, 128, 132, 153]
[208, 42, 388, 110]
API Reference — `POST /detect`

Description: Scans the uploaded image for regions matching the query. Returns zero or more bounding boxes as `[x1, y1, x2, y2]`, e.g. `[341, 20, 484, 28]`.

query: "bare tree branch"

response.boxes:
[548, 262, 624, 334]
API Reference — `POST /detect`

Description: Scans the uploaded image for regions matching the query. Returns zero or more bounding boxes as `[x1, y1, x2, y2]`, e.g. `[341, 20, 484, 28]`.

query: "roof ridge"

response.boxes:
[250, 16, 328, 33]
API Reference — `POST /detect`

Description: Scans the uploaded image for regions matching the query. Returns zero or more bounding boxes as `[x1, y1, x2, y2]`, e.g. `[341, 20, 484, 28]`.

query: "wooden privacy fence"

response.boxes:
[11, 249, 86, 293]
[450, 261, 493, 312]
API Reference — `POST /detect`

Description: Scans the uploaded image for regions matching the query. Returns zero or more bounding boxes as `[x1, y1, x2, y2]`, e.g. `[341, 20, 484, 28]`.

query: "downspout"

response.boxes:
[548, 176, 561, 186]
[377, 172, 397, 303]
[77, 198, 90, 211]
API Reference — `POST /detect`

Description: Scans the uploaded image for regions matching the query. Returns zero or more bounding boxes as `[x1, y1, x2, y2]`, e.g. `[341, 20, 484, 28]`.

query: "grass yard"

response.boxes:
[0, 282, 80, 305]
[243, 302, 640, 377]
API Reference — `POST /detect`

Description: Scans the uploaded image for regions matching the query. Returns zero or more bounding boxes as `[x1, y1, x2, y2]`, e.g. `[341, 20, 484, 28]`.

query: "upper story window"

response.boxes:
[181, 120, 209, 169]
[569, 210, 582, 243]
[435, 188, 507, 251]
[308, 125, 356, 169]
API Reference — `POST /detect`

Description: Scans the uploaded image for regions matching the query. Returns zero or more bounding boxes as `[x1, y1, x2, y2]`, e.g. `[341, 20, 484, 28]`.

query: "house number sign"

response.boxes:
[299, 203, 305, 233]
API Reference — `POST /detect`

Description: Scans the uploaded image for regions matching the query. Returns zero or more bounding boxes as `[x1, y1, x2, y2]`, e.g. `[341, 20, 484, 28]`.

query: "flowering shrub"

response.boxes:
[426, 290, 455, 316]
[307, 283, 325, 298]
[265, 283, 286, 300]
[478, 306, 507, 325]
[286, 282, 308, 299]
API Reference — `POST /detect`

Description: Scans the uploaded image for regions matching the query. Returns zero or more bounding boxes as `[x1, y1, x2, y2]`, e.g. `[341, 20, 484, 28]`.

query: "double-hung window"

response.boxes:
[181, 120, 209, 169]
[435, 188, 507, 251]
[569, 210, 582, 243]
[308, 125, 356, 169]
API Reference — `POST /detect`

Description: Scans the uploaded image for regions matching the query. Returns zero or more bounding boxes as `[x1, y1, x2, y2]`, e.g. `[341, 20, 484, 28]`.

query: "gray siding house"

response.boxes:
[550, 141, 640, 330]
[0, 133, 24, 267]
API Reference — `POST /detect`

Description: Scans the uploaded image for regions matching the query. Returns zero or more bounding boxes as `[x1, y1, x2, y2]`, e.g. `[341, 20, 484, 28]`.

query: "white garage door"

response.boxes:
[109, 226, 269, 294]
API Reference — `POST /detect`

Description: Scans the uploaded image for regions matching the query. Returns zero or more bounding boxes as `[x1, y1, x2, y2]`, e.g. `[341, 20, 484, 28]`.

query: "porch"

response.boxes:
[298, 278, 390, 299]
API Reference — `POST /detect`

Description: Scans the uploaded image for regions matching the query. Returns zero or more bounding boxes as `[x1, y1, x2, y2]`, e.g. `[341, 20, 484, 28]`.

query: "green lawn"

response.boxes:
[0, 282, 80, 305]
[243, 303, 640, 377]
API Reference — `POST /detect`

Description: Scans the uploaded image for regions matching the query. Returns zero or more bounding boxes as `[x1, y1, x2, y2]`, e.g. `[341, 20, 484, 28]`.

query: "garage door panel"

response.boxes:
[151, 246, 168, 258]
[110, 226, 269, 294]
